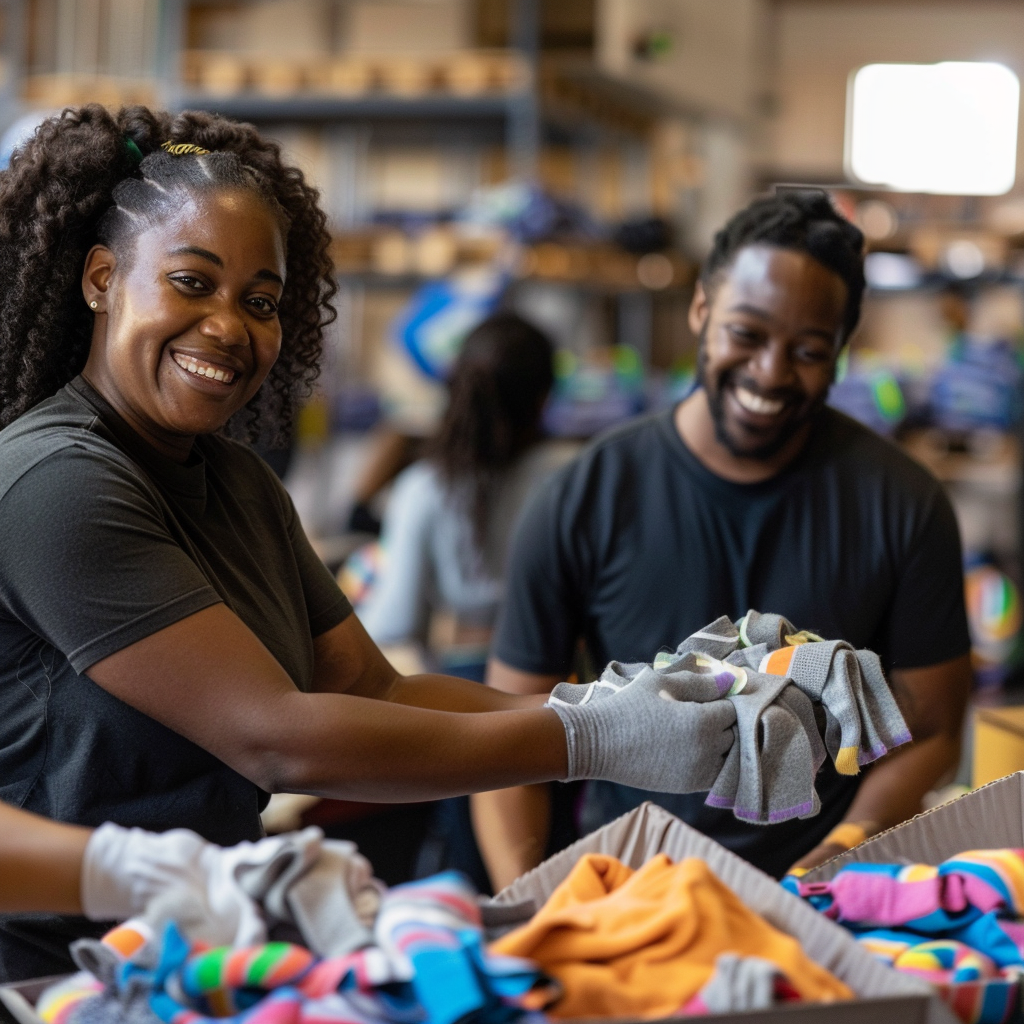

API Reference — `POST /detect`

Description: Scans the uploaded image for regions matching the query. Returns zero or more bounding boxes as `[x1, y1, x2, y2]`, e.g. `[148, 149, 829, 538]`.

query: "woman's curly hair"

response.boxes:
[0, 104, 336, 442]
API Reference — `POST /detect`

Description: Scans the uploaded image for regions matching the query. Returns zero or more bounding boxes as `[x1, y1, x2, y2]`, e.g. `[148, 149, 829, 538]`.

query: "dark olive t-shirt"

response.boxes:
[493, 405, 970, 879]
[0, 377, 352, 979]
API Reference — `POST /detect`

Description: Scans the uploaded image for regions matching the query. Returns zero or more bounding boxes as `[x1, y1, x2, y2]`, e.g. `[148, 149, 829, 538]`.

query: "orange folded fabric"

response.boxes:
[490, 853, 852, 1018]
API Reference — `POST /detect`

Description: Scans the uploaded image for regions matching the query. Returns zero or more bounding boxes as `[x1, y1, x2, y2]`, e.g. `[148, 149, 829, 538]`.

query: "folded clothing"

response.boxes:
[489, 852, 851, 1018]
[784, 851, 1024, 1024]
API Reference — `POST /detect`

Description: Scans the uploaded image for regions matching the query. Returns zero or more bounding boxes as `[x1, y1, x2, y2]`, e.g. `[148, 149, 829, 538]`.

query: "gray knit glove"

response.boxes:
[545, 664, 736, 792]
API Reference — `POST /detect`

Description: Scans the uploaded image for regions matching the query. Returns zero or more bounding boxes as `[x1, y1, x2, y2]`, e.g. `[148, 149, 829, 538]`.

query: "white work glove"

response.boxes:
[81, 823, 325, 947]
[546, 663, 737, 792]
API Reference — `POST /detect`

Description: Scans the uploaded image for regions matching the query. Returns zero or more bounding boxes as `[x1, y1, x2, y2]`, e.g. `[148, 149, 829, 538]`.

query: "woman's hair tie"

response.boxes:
[161, 141, 211, 157]
[123, 136, 143, 166]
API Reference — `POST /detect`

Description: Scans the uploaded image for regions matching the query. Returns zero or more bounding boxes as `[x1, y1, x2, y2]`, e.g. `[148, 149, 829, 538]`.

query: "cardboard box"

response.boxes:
[494, 801, 956, 1023]
[974, 708, 1024, 788]
[2, 804, 956, 1024]
[800, 771, 1024, 1021]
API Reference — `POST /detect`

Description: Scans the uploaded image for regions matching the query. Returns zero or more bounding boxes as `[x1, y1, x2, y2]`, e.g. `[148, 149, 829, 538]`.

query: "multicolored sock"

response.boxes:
[735, 611, 797, 651]
[760, 640, 910, 775]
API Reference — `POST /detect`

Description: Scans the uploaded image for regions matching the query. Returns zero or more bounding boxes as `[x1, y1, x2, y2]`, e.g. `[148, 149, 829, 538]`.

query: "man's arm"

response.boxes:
[790, 653, 971, 872]
[470, 658, 564, 891]
[0, 803, 89, 913]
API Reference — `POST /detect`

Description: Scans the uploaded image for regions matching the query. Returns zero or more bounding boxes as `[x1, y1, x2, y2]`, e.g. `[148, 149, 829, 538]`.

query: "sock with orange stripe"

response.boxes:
[760, 641, 910, 775]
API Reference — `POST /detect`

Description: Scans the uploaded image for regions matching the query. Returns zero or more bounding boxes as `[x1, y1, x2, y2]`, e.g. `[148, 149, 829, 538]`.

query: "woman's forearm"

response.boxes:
[0, 803, 89, 913]
[244, 692, 568, 801]
[387, 674, 550, 713]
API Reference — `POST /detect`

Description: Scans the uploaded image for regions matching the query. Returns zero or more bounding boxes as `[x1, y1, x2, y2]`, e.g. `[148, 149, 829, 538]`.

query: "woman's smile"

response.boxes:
[171, 350, 242, 387]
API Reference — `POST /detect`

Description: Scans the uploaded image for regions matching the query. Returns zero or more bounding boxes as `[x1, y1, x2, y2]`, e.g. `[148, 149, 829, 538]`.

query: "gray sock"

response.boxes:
[776, 641, 910, 776]
[671, 615, 741, 661]
[555, 651, 744, 706]
[697, 955, 789, 1013]
[854, 649, 914, 762]
[705, 670, 821, 824]
[242, 838, 380, 956]
[735, 610, 796, 650]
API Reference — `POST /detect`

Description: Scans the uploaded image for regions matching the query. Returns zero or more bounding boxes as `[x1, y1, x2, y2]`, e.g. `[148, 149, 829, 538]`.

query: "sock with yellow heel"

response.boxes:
[759, 640, 910, 775]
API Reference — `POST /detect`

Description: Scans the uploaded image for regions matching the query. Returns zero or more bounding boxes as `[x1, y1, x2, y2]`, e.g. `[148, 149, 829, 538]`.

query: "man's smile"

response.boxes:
[731, 385, 786, 418]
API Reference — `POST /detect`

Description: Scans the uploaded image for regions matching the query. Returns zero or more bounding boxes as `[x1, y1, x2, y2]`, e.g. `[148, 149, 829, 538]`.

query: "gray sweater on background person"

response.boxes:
[361, 442, 577, 646]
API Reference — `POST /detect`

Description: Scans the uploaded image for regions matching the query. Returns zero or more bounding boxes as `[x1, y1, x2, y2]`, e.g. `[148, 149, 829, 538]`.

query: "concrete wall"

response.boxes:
[770, 1, 1024, 191]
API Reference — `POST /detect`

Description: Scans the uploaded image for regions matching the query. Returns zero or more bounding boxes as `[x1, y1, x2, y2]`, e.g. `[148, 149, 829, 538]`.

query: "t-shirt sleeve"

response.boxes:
[492, 466, 585, 676]
[0, 447, 222, 672]
[271, 470, 353, 638]
[879, 482, 971, 670]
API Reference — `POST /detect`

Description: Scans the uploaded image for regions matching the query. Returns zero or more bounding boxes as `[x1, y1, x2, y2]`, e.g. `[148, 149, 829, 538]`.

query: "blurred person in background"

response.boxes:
[361, 311, 572, 677]
[360, 312, 576, 890]
[472, 191, 972, 890]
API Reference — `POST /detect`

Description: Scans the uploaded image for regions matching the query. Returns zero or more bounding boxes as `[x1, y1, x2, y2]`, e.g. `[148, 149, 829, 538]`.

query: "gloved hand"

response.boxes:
[80, 823, 325, 946]
[545, 663, 737, 792]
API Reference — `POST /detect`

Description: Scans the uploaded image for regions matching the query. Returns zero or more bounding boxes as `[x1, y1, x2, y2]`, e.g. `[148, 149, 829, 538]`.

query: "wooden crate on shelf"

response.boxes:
[23, 74, 156, 109]
[182, 51, 249, 96]
[180, 48, 526, 101]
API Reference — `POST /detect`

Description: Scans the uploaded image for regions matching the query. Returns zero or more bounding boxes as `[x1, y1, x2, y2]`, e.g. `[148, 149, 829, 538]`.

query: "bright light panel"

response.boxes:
[847, 62, 1020, 195]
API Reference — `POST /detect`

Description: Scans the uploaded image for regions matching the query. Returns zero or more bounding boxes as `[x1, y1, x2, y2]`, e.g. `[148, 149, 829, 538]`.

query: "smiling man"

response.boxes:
[471, 192, 972, 884]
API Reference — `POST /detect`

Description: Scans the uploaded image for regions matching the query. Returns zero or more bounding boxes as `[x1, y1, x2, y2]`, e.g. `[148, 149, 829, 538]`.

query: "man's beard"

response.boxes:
[695, 325, 830, 461]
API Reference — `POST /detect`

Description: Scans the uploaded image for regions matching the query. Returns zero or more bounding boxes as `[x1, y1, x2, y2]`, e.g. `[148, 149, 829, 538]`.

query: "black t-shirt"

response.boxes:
[0, 377, 352, 979]
[493, 404, 970, 879]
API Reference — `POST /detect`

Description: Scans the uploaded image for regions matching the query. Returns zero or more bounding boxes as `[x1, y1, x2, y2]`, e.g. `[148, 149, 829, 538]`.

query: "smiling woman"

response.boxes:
[0, 105, 716, 983]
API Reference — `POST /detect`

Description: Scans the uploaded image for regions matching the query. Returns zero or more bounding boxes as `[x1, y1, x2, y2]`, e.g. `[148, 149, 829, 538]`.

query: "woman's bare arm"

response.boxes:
[87, 604, 566, 801]
[0, 803, 89, 913]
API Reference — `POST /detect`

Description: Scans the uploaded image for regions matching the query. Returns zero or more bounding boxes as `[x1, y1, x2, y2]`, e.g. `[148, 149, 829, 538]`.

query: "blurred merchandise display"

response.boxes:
[965, 558, 1023, 688]
[930, 340, 1023, 433]
[543, 345, 645, 438]
[392, 267, 507, 380]
[828, 364, 908, 436]
[338, 540, 383, 609]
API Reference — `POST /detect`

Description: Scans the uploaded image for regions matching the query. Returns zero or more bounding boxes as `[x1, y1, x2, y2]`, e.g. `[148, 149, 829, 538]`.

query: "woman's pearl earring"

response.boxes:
[89, 301, 98, 310]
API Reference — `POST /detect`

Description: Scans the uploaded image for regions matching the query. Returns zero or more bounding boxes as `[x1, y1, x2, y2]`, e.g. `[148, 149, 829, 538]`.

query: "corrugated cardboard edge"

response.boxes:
[801, 771, 1024, 882]
[0, 975, 65, 1024]
[493, 801, 933, 1002]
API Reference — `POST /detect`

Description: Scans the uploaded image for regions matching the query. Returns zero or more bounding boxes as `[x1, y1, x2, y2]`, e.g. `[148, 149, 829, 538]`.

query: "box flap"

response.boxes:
[802, 771, 1024, 882]
[494, 802, 931, 1000]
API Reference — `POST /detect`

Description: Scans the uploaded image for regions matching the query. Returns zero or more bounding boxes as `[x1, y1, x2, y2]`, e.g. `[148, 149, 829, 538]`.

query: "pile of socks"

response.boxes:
[783, 849, 1024, 1024]
[546, 610, 911, 824]
[489, 852, 851, 1017]
[38, 872, 552, 1024]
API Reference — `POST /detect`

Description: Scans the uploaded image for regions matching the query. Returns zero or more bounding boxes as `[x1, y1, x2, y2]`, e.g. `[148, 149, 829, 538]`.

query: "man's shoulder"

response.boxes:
[817, 408, 943, 498]
[562, 409, 676, 477]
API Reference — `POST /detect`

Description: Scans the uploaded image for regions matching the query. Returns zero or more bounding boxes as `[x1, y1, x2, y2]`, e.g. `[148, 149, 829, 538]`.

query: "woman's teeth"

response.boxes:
[734, 386, 784, 416]
[173, 353, 236, 384]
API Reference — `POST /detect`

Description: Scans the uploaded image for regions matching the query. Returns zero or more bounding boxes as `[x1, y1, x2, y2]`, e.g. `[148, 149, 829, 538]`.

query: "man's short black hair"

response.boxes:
[702, 191, 866, 342]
